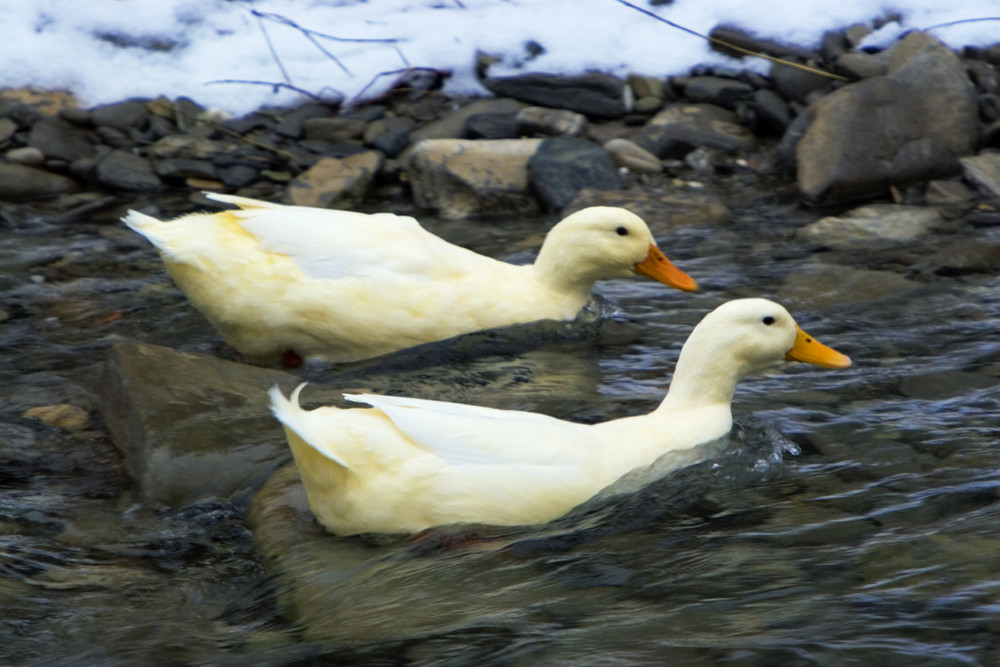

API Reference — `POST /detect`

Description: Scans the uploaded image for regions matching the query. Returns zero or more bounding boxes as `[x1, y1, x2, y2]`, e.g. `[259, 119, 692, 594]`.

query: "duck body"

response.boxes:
[124, 195, 696, 363]
[270, 298, 852, 535]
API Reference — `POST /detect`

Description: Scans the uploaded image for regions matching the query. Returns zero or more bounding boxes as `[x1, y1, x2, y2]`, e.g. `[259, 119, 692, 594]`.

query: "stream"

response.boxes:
[1, 177, 998, 666]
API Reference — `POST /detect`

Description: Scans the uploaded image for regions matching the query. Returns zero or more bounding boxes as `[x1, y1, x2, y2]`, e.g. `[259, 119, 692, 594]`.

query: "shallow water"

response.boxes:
[1, 182, 998, 666]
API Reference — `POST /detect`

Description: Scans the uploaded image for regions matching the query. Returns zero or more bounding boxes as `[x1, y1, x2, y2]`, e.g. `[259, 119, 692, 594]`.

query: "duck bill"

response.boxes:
[785, 326, 852, 368]
[633, 244, 698, 292]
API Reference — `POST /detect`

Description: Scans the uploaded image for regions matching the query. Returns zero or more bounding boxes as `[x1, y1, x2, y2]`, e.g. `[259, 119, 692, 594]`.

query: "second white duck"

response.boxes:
[124, 195, 697, 364]
[269, 298, 852, 536]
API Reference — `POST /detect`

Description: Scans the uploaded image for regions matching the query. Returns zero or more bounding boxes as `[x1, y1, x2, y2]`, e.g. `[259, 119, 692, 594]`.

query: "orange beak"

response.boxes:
[633, 243, 698, 292]
[785, 326, 852, 368]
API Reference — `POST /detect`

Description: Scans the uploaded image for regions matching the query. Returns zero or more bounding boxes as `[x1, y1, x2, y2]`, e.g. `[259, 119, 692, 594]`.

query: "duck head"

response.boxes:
[534, 207, 697, 292]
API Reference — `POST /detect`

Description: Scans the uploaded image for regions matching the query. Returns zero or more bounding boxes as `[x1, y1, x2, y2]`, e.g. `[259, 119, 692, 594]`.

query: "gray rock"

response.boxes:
[463, 112, 520, 139]
[95, 149, 163, 191]
[27, 116, 95, 162]
[406, 138, 542, 219]
[796, 204, 947, 249]
[778, 261, 918, 307]
[407, 98, 524, 149]
[218, 164, 259, 188]
[0, 117, 17, 142]
[960, 153, 1000, 198]
[899, 370, 1000, 400]
[908, 234, 1000, 277]
[634, 104, 757, 159]
[708, 24, 818, 62]
[100, 342, 297, 506]
[797, 32, 979, 203]
[770, 63, 834, 104]
[275, 103, 337, 139]
[835, 50, 893, 80]
[924, 179, 977, 205]
[749, 89, 793, 135]
[483, 72, 631, 119]
[603, 138, 662, 174]
[286, 151, 382, 208]
[528, 137, 623, 211]
[90, 99, 150, 130]
[4, 146, 46, 167]
[302, 117, 366, 143]
[153, 158, 219, 181]
[516, 106, 588, 137]
[675, 76, 754, 110]
[0, 163, 79, 200]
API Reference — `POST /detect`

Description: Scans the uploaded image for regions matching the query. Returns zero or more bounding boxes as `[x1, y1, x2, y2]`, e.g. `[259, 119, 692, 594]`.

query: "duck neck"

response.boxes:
[656, 344, 747, 414]
[530, 245, 596, 301]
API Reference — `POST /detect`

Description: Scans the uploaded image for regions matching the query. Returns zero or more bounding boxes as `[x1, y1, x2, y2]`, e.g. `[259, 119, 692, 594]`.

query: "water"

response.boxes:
[1, 180, 998, 666]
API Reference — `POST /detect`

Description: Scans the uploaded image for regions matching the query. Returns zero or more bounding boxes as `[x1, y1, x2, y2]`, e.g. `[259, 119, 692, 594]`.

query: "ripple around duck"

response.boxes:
[1, 196, 999, 664]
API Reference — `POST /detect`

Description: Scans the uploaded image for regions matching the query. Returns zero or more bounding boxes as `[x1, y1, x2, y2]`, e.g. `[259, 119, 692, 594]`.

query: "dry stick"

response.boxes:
[613, 0, 848, 82]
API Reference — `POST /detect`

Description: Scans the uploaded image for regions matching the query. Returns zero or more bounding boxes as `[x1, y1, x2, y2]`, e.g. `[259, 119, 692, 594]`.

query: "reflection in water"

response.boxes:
[1, 190, 998, 665]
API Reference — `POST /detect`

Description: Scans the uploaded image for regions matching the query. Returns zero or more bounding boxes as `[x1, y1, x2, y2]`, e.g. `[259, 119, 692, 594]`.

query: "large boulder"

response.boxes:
[797, 32, 979, 203]
[406, 138, 542, 219]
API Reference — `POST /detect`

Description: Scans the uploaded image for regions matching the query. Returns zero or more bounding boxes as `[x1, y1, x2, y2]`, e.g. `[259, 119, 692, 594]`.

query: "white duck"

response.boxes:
[269, 298, 852, 535]
[124, 194, 697, 364]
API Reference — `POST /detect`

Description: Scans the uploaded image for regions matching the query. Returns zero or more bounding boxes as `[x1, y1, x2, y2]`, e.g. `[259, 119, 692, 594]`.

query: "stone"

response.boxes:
[286, 151, 382, 208]
[634, 104, 757, 159]
[708, 24, 818, 62]
[407, 98, 524, 149]
[959, 153, 1000, 198]
[95, 149, 163, 191]
[4, 146, 46, 167]
[899, 371, 1000, 400]
[0, 117, 17, 142]
[463, 112, 520, 140]
[797, 32, 979, 203]
[528, 137, 623, 211]
[675, 76, 754, 110]
[908, 235, 1000, 277]
[835, 50, 893, 80]
[516, 107, 588, 137]
[22, 404, 89, 432]
[627, 74, 667, 101]
[90, 99, 150, 130]
[0, 163, 79, 200]
[924, 180, 976, 205]
[749, 88, 793, 135]
[302, 117, 366, 143]
[796, 204, 947, 249]
[275, 104, 335, 139]
[100, 342, 297, 506]
[778, 262, 918, 308]
[406, 138, 543, 219]
[563, 187, 731, 228]
[26, 116, 95, 162]
[603, 138, 662, 174]
[482, 72, 631, 119]
[218, 164, 259, 189]
[153, 158, 219, 181]
[769, 63, 834, 104]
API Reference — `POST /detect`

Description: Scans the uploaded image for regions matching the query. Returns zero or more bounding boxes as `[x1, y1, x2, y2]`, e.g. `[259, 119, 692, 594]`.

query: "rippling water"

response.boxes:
[1, 183, 998, 666]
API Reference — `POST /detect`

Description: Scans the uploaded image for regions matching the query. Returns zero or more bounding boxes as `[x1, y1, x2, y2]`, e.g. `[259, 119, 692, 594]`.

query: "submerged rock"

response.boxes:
[100, 342, 297, 506]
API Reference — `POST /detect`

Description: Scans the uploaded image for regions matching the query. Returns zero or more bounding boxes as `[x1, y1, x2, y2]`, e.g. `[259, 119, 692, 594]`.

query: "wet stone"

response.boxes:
[95, 149, 162, 191]
[0, 163, 79, 200]
[27, 116, 96, 162]
[796, 205, 947, 249]
[22, 404, 90, 432]
[899, 371, 1000, 400]
[483, 72, 631, 119]
[634, 104, 757, 159]
[464, 112, 520, 140]
[100, 342, 297, 506]
[528, 136, 622, 211]
[959, 153, 1000, 198]
[90, 99, 150, 131]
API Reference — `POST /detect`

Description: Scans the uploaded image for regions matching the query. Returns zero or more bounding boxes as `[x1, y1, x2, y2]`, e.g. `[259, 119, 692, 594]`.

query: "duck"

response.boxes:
[268, 298, 852, 535]
[124, 194, 698, 364]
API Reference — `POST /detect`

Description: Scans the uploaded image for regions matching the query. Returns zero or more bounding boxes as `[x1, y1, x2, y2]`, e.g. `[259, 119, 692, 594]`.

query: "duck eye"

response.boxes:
[615, 226, 628, 236]
[762, 316, 775, 326]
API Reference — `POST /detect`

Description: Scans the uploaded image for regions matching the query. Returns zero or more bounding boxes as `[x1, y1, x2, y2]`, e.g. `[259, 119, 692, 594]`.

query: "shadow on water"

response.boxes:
[1, 183, 999, 665]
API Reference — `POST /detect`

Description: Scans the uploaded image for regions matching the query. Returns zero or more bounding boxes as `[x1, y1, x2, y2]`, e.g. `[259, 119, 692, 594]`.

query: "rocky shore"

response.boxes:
[1, 25, 999, 225]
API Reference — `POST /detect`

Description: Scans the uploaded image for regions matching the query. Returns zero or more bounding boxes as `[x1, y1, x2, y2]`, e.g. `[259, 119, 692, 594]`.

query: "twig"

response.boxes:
[347, 67, 449, 107]
[614, 0, 848, 81]
[254, 10, 292, 85]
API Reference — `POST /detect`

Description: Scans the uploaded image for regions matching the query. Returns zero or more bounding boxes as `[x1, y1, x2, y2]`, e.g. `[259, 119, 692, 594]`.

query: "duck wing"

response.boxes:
[345, 393, 593, 467]
[208, 194, 499, 282]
